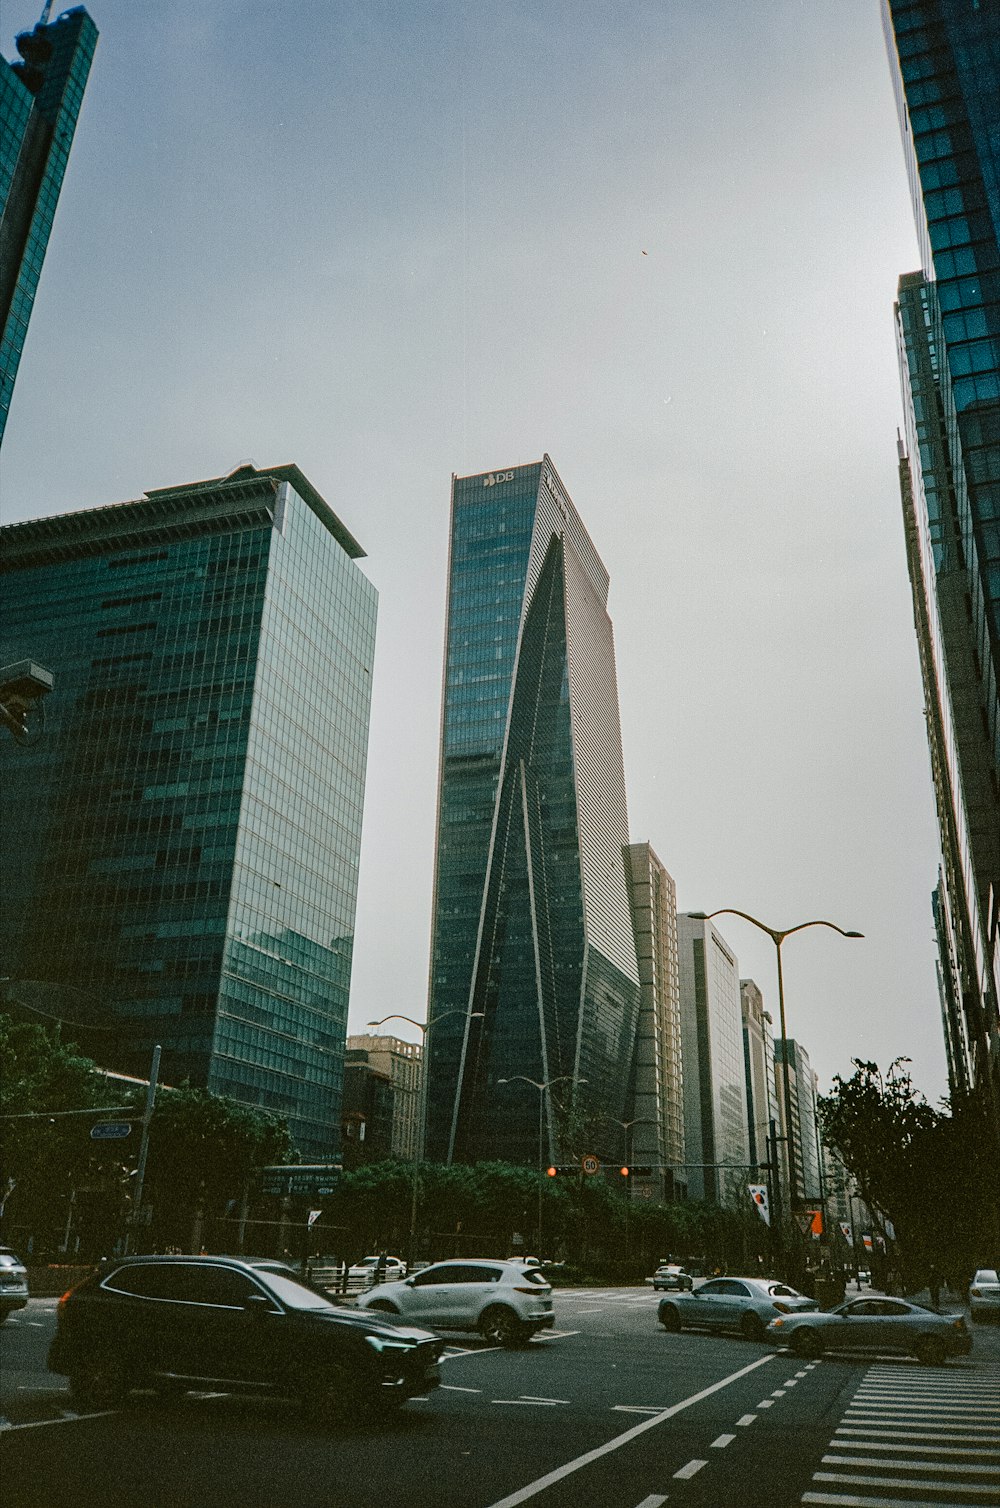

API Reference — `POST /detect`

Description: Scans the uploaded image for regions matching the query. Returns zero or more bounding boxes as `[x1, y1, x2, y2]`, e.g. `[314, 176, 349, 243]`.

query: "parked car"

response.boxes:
[348, 1255, 407, 1283]
[652, 1264, 693, 1292]
[767, 1294, 972, 1364]
[48, 1254, 442, 1419]
[0, 1247, 29, 1321]
[658, 1277, 818, 1340]
[356, 1257, 554, 1347]
[969, 1269, 1000, 1324]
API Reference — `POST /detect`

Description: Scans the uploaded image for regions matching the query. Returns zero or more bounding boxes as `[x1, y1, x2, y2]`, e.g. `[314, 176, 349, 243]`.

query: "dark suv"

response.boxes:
[49, 1255, 442, 1421]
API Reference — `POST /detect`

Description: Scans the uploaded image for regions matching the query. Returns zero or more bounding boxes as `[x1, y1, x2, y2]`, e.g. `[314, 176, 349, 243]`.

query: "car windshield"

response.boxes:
[255, 1271, 339, 1311]
[0, 1254, 22, 1268]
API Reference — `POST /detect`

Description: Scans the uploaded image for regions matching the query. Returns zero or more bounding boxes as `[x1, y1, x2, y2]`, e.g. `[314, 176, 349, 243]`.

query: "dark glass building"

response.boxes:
[425, 459, 640, 1167]
[0, 464, 377, 1158]
[1, 5, 97, 446]
[883, 0, 1000, 1114]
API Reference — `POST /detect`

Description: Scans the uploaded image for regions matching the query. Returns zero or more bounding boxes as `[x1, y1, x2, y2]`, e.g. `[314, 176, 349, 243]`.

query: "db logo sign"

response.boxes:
[581, 1154, 601, 1176]
[483, 470, 515, 487]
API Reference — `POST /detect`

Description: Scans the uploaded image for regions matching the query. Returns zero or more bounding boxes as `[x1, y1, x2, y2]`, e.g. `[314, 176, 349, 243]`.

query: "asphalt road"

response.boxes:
[2, 1288, 998, 1508]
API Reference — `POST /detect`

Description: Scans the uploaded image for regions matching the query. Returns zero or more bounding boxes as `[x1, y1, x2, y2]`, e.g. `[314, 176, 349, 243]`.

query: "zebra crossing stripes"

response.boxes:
[801, 1360, 1000, 1507]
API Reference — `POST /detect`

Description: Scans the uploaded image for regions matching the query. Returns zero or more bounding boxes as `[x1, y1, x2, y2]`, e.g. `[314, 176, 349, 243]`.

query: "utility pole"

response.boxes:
[125, 1044, 160, 1255]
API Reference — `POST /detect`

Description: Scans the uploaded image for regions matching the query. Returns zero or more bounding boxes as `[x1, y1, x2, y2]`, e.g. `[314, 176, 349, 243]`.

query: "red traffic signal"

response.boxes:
[620, 1166, 630, 1177]
[546, 1166, 558, 1178]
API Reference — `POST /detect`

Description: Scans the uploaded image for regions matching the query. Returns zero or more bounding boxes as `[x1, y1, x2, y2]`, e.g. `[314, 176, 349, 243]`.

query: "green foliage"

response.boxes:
[144, 1084, 293, 1223]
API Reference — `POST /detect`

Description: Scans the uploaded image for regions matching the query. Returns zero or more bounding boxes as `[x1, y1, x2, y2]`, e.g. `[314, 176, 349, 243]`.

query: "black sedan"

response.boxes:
[49, 1254, 442, 1422]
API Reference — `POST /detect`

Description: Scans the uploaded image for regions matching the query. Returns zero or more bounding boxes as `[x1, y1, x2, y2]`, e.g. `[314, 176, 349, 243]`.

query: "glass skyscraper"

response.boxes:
[425, 458, 640, 1167]
[883, 0, 1000, 1113]
[0, 463, 377, 1159]
[1, 5, 97, 446]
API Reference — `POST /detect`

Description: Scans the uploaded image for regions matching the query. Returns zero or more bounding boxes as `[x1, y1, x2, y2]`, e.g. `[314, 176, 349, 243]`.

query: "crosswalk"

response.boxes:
[801, 1360, 1000, 1507]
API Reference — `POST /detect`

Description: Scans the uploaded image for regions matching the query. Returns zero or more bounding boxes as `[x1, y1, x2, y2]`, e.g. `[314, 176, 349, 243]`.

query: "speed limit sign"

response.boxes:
[581, 1154, 600, 1176]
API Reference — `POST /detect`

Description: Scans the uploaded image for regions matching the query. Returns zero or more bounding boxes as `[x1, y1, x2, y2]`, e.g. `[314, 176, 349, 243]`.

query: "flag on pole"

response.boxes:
[839, 1221, 853, 1245]
[748, 1184, 770, 1225]
[862, 1233, 873, 1252]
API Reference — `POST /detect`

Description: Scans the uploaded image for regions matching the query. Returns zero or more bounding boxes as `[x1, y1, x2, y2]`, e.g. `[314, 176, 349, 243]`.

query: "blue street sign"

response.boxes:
[90, 1122, 132, 1140]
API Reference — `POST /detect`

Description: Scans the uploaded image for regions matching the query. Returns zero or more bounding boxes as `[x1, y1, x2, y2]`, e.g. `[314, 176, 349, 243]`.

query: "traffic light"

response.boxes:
[546, 1166, 557, 1178]
[546, 1165, 576, 1177]
[619, 1166, 630, 1178]
[620, 1165, 653, 1178]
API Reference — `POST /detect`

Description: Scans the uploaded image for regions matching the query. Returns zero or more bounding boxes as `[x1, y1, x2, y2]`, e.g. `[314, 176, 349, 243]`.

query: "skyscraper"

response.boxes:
[774, 1038, 821, 1209]
[425, 458, 640, 1168]
[883, 0, 1000, 1120]
[624, 842, 686, 1196]
[1, 5, 97, 445]
[676, 913, 750, 1205]
[740, 978, 776, 1180]
[0, 463, 377, 1158]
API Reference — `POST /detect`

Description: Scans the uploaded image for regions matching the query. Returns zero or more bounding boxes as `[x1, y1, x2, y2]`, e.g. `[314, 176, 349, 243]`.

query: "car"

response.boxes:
[652, 1264, 693, 1292]
[0, 1247, 29, 1321]
[657, 1276, 818, 1340]
[767, 1294, 973, 1364]
[969, 1269, 1000, 1324]
[48, 1254, 442, 1420]
[348, 1255, 407, 1283]
[356, 1257, 555, 1347]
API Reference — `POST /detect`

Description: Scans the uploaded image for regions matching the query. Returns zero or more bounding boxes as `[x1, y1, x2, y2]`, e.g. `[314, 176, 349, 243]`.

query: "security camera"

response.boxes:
[0, 660, 54, 742]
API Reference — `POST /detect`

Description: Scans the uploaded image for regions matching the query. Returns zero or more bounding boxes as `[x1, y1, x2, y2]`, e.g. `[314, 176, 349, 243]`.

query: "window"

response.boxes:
[698, 1281, 727, 1297]
[450, 1265, 502, 1284]
[412, 1265, 458, 1287]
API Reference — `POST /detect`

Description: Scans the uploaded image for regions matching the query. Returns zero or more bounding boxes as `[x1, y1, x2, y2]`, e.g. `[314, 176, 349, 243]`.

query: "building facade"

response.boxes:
[1, 6, 97, 445]
[883, 0, 1000, 1117]
[341, 1050, 394, 1169]
[623, 842, 685, 1198]
[676, 914, 750, 1205]
[425, 458, 640, 1168]
[774, 1038, 821, 1209]
[346, 1032, 423, 1162]
[0, 463, 377, 1158]
[740, 978, 777, 1182]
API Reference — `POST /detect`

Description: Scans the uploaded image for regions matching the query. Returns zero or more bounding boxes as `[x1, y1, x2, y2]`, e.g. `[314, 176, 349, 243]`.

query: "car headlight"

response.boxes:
[363, 1334, 414, 1355]
[770, 1318, 785, 1328]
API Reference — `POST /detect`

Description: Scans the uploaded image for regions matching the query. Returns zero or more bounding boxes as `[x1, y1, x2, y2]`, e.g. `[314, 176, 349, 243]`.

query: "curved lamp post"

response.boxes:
[367, 1009, 484, 1267]
[497, 1074, 586, 1256]
[687, 909, 862, 1213]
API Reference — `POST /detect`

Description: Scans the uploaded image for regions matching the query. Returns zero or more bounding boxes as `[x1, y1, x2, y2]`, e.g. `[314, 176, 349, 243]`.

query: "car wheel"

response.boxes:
[366, 1299, 399, 1314]
[740, 1311, 765, 1342]
[915, 1335, 947, 1366]
[790, 1327, 822, 1358]
[69, 1355, 130, 1410]
[479, 1305, 527, 1348]
[659, 1305, 681, 1333]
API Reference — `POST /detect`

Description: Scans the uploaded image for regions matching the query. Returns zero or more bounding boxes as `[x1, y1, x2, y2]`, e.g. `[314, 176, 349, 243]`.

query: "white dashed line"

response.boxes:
[710, 1433, 736, 1448]
[736, 1413, 757, 1427]
[441, 1384, 482, 1393]
[673, 1460, 706, 1480]
[758, 1399, 775, 1408]
[632, 1496, 668, 1508]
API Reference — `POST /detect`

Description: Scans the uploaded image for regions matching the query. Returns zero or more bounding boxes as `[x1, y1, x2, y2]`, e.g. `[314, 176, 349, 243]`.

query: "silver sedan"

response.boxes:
[658, 1276, 818, 1341]
[767, 1295, 973, 1364]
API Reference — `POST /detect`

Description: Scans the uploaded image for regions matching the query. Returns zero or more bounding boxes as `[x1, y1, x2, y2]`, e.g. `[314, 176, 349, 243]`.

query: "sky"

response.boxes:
[1, 1, 949, 1103]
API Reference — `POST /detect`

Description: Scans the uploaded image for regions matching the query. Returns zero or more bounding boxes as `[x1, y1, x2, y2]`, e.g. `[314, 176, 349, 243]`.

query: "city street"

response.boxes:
[3, 1286, 998, 1508]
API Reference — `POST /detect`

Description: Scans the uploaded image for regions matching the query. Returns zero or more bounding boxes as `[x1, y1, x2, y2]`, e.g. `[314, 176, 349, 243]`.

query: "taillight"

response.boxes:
[772, 1301, 791, 1314]
[970, 1287, 981, 1298]
[514, 1285, 549, 1294]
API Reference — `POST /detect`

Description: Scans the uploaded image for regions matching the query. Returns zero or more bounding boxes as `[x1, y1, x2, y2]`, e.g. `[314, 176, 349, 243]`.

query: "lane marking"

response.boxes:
[837, 1426, 1000, 1445]
[770, 1388, 786, 1397]
[542, 1330, 580, 1339]
[519, 1396, 571, 1404]
[710, 1434, 736, 1449]
[441, 1384, 482, 1393]
[492, 1399, 562, 1407]
[613, 1406, 667, 1416]
[0, 1410, 116, 1433]
[813, 1471, 1000, 1494]
[633, 1496, 668, 1507]
[822, 1454, 999, 1476]
[735, 1413, 757, 1427]
[831, 1441, 1000, 1460]
[843, 1417, 999, 1433]
[673, 1460, 706, 1480]
[483, 1354, 774, 1508]
[440, 1347, 500, 1363]
[784, 1378, 799, 1387]
[795, 1371, 808, 1378]
[803, 1496, 968, 1507]
[757, 1399, 775, 1408]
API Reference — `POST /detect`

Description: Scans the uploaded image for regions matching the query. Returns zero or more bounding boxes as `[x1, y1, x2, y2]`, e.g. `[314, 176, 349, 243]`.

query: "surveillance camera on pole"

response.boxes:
[0, 660, 54, 743]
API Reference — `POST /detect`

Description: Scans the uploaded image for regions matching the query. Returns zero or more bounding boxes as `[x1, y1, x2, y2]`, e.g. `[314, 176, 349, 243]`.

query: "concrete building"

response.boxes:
[740, 978, 777, 1184]
[346, 1033, 423, 1162]
[677, 914, 750, 1205]
[623, 843, 686, 1198]
[425, 459, 639, 1168]
[341, 1051, 394, 1169]
[774, 1038, 821, 1209]
[1, 6, 98, 444]
[0, 463, 377, 1158]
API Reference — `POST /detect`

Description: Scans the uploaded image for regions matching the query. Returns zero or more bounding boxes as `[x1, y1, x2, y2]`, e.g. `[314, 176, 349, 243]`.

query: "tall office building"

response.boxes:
[676, 914, 750, 1205]
[774, 1038, 821, 1208]
[346, 1033, 423, 1162]
[0, 463, 377, 1158]
[1, 5, 97, 445]
[883, 0, 1000, 1115]
[623, 842, 685, 1197]
[740, 978, 777, 1180]
[425, 458, 640, 1167]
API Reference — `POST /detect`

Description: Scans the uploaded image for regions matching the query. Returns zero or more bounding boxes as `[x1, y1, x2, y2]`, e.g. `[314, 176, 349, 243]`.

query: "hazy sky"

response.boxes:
[2, 1, 947, 1102]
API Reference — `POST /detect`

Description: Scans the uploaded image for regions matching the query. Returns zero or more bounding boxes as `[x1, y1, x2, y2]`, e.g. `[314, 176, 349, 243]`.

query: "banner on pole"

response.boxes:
[307, 1209, 322, 1227]
[748, 1184, 770, 1225]
[839, 1221, 853, 1245]
[862, 1233, 873, 1252]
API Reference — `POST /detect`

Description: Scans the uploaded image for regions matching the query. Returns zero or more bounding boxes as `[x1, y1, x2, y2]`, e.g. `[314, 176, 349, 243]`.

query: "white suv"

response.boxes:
[355, 1258, 554, 1347]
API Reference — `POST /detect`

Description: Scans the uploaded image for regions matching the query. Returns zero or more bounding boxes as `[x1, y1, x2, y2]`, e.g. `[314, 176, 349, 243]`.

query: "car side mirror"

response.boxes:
[244, 1294, 274, 1317]
[404, 1276, 416, 1286]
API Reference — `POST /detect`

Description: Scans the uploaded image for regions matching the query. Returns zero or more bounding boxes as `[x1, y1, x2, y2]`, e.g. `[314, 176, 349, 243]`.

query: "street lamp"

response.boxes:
[367, 1010, 484, 1268]
[687, 909, 862, 1213]
[496, 1075, 586, 1257]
